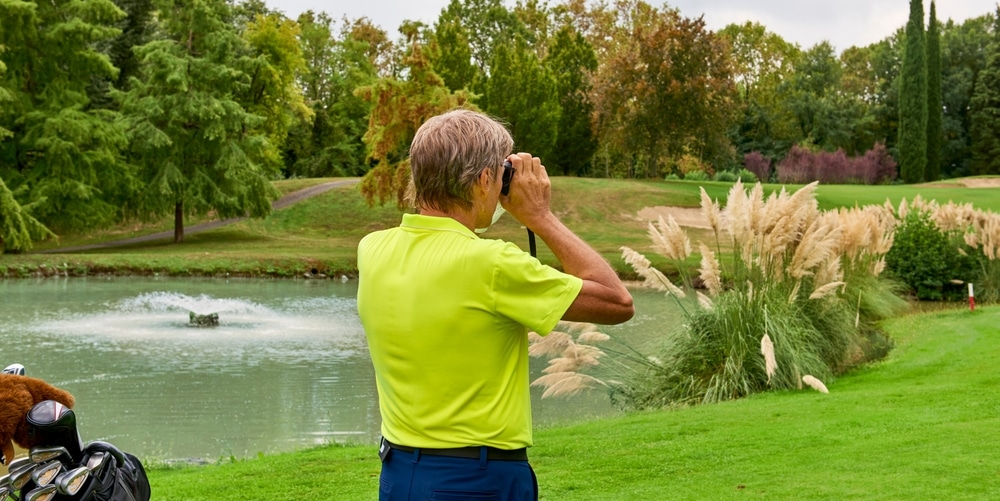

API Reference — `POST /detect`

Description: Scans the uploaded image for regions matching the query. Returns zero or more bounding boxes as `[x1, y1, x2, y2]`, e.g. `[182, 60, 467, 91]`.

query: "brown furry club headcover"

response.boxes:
[0, 374, 75, 465]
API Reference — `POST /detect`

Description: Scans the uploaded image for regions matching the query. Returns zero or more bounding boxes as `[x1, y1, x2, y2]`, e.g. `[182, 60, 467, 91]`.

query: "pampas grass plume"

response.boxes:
[802, 375, 829, 393]
[761, 334, 776, 384]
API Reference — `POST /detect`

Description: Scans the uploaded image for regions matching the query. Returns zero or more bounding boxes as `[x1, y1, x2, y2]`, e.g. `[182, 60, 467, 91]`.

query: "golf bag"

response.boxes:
[6, 399, 151, 501]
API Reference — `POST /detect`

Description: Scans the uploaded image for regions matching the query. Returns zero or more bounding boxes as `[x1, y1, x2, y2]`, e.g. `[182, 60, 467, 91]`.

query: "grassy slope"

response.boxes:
[5, 178, 999, 278]
[147, 305, 1000, 500]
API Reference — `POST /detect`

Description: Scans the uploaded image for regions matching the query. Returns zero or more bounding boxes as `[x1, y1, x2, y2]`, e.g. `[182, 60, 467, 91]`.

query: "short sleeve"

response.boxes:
[492, 242, 583, 335]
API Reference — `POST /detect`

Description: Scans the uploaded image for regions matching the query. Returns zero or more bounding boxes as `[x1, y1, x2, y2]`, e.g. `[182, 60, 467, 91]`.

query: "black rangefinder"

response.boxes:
[501, 160, 514, 196]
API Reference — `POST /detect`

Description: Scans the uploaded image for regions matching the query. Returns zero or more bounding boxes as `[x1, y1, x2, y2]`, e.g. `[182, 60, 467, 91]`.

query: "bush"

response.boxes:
[664, 173, 681, 181]
[743, 152, 771, 182]
[736, 169, 758, 183]
[713, 171, 738, 182]
[683, 170, 710, 181]
[885, 210, 975, 300]
[776, 143, 897, 185]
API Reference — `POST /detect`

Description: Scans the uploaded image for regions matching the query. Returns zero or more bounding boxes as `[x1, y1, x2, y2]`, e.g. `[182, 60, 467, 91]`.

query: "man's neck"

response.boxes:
[418, 206, 476, 232]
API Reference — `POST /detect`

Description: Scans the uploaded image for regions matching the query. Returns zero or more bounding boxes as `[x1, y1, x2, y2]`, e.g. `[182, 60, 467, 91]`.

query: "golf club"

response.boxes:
[22, 484, 56, 501]
[85, 451, 110, 476]
[9, 462, 36, 490]
[7, 457, 31, 471]
[28, 446, 71, 465]
[54, 466, 89, 496]
[30, 461, 62, 487]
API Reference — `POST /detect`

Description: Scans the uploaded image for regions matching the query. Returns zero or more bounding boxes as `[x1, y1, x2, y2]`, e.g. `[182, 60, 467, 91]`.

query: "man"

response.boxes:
[357, 109, 633, 500]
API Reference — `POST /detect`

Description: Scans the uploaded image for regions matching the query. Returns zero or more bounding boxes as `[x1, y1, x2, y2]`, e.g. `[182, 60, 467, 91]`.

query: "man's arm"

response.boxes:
[501, 153, 634, 325]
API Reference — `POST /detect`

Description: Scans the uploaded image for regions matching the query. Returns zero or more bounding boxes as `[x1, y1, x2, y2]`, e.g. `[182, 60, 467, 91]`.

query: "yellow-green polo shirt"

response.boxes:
[357, 213, 583, 449]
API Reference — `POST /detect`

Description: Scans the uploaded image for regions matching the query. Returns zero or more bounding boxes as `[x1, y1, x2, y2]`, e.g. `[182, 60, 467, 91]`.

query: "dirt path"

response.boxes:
[37, 179, 360, 254]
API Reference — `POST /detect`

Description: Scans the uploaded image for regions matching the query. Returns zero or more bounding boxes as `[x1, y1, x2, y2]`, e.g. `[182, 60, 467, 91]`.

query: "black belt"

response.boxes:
[383, 439, 528, 461]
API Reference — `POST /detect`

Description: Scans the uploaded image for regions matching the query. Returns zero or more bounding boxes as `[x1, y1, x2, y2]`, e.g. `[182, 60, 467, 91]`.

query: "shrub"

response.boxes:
[664, 173, 681, 181]
[736, 168, 758, 183]
[776, 143, 898, 185]
[897, 198, 1000, 303]
[885, 209, 974, 300]
[743, 152, 771, 182]
[712, 171, 738, 182]
[683, 170, 710, 181]
[675, 154, 714, 179]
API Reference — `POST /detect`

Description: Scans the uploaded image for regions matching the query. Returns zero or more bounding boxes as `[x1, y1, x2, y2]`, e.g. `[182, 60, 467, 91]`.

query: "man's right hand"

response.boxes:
[500, 152, 553, 232]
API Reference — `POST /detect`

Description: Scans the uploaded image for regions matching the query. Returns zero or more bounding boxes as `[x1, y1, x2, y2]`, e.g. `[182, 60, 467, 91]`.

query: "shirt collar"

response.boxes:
[400, 213, 478, 239]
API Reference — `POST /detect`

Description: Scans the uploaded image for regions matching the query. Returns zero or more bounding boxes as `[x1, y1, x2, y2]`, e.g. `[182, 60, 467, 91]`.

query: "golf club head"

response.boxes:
[30, 461, 62, 487]
[23, 484, 57, 501]
[7, 456, 31, 471]
[0, 364, 25, 376]
[28, 446, 71, 465]
[9, 462, 36, 490]
[26, 401, 84, 462]
[54, 466, 89, 496]
[84, 451, 110, 475]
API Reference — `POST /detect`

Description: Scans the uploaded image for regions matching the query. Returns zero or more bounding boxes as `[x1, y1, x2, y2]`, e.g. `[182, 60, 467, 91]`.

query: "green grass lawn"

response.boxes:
[6, 177, 999, 279]
[146, 305, 1000, 500]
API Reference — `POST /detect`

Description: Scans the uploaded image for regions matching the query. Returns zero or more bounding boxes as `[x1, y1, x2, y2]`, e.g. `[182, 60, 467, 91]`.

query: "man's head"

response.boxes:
[409, 109, 514, 213]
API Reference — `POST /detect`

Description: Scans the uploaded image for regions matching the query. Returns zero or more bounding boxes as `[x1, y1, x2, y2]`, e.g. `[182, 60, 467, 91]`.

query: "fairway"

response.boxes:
[146, 305, 1000, 500]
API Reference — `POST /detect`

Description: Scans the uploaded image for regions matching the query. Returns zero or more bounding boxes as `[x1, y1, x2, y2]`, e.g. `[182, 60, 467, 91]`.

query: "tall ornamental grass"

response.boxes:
[531, 180, 907, 409]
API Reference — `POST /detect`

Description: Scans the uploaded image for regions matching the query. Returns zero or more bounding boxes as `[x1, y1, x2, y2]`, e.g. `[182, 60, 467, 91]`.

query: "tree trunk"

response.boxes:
[174, 200, 184, 243]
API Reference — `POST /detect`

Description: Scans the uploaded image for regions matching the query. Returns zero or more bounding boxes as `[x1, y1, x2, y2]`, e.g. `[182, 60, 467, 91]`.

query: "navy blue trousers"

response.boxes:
[379, 447, 538, 501]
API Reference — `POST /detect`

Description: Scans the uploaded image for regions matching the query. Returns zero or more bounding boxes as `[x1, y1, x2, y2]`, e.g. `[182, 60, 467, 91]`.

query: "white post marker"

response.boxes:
[969, 283, 975, 312]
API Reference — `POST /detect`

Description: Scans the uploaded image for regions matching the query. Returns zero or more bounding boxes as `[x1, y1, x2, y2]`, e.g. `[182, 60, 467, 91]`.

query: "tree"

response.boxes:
[544, 24, 598, 175]
[284, 13, 378, 178]
[236, 12, 312, 169]
[718, 22, 800, 159]
[969, 8, 1000, 175]
[926, 1, 942, 181]
[940, 14, 993, 177]
[430, 10, 478, 91]
[117, 0, 279, 243]
[355, 22, 474, 207]
[589, 1, 736, 178]
[898, 0, 927, 183]
[481, 37, 561, 163]
[0, 0, 136, 239]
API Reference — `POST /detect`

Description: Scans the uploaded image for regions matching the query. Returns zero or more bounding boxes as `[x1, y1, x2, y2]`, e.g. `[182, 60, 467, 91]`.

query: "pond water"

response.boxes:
[0, 277, 675, 462]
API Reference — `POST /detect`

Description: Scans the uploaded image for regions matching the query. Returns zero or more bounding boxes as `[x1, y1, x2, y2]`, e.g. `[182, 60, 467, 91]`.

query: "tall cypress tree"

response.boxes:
[898, 0, 927, 183]
[969, 8, 1000, 175]
[925, 1, 942, 181]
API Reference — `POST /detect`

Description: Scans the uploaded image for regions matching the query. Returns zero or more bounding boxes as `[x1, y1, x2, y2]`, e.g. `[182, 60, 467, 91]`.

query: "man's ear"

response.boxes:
[477, 167, 493, 194]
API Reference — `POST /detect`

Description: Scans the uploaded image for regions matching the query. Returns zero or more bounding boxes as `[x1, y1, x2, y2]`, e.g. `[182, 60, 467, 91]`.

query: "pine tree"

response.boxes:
[898, 0, 927, 183]
[969, 8, 1000, 175]
[117, 0, 279, 243]
[925, 1, 942, 181]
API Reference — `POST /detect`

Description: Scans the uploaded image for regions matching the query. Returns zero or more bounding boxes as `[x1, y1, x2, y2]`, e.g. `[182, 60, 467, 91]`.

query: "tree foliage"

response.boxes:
[969, 8, 1000, 175]
[545, 24, 598, 175]
[117, 0, 279, 243]
[898, 0, 927, 183]
[589, 1, 736, 177]
[0, 0, 135, 242]
[355, 23, 474, 207]
[481, 37, 561, 163]
[926, 1, 942, 181]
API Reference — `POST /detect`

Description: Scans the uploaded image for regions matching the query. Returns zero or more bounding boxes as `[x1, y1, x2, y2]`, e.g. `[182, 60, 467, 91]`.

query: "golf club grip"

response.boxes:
[528, 230, 536, 257]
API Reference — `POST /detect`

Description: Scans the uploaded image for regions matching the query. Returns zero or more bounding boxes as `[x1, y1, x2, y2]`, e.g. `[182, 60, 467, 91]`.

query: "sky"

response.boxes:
[265, 0, 996, 52]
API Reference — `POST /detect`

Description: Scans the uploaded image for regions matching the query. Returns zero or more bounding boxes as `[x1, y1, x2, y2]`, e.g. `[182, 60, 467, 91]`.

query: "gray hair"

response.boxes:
[408, 109, 513, 212]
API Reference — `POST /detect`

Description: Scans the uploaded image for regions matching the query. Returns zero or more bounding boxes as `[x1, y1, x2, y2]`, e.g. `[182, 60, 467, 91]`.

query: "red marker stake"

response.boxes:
[969, 283, 975, 312]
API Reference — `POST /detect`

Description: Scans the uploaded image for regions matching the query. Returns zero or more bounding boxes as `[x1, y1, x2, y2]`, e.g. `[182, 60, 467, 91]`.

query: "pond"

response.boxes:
[0, 277, 676, 462]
